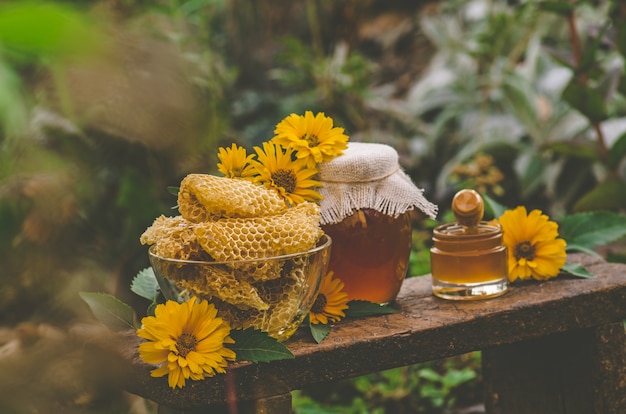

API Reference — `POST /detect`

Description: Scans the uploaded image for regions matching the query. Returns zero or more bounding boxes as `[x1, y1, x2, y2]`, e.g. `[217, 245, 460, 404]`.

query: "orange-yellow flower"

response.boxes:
[251, 141, 322, 205]
[310, 271, 349, 324]
[137, 297, 236, 388]
[497, 206, 567, 282]
[217, 143, 257, 179]
[272, 111, 348, 168]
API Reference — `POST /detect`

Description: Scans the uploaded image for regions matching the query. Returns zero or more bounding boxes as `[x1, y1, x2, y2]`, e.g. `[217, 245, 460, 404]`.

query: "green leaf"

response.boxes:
[616, 17, 626, 58]
[544, 141, 598, 161]
[309, 322, 331, 344]
[536, 1, 576, 15]
[483, 194, 508, 219]
[0, 2, 102, 61]
[562, 79, 608, 124]
[608, 132, 626, 170]
[229, 328, 294, 362]
[167, 186, 179, 196]
[131, 267, 160, 301]
[501, 73, 540, 139]
[577, 21, 609, 75]
[343, 300, 398, 318]
[560, 211, 626, 250]
[573, 179, 626, 212]
[418, 367, 442, 382]
[565, 244, 603, 258]
[561, 262, 595, 279]
[79, 292, 138, 331]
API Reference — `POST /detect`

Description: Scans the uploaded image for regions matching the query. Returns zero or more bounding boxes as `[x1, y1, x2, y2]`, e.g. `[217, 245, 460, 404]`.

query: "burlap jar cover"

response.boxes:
[318, 142, 438, 224]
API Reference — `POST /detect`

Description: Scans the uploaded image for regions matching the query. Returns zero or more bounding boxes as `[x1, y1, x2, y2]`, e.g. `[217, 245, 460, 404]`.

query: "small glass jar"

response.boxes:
[318, 142, 438, 304]
[322, 209, 412, 304]
[430, 190, 508, 300]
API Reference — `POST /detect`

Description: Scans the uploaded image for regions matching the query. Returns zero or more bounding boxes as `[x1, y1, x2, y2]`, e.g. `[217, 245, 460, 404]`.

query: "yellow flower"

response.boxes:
[310, 271, 349, 325]
[497, 206, 567, 282]
[251, 141, 323, 205]
[217, 143, 257, 179]
[137, 297, 236, 389]
[272, 111, 349, 168]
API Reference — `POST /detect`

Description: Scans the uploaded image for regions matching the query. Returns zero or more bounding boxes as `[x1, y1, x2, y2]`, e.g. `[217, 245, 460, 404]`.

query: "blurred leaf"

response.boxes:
[229, 327, 294, 362]
[616, 18, 626, 58]
[0, 2, 102, 62]
[310, 322, 331, 344]
[0, 60, 28, 137]
[544, 141, 598, 160]
[573, 179, 626, 211]
[565, 243, 603, 258]
[562, 79, 608, 123]
[501, 73, 540, 139]
[560, 210, 626, 249]
[608, 132, 626, 170]
[131, 268, 160, 301]
[79, 292, 138, 331]
[514, 149, 546, 200]
[536, 1, 577, 15]
[344, 300, 398, 318]
[561, 262, 595, 278]
[443, 368, 477, 387]
[418, 368, 442, 382]
[577, 22, 609, 75]
[483, 194, 508, 219]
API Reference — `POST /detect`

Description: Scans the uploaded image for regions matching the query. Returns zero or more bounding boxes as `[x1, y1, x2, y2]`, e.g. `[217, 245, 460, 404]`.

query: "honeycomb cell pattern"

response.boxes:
[206, 256, 311, 338]
[178, 174, 287, 222]
[194, 202, 323, 261]
[140, 215, 209, 261]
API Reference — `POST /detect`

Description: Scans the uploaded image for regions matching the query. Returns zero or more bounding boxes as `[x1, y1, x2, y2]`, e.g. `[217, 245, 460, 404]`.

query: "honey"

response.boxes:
[430, 189, 508, 300]
[322, 209, 411, 304]
[317, 142, 438, 305]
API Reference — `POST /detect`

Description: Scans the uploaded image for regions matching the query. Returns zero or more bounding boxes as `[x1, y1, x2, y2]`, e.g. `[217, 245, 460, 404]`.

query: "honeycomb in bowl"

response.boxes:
[143, 174, 327, 341]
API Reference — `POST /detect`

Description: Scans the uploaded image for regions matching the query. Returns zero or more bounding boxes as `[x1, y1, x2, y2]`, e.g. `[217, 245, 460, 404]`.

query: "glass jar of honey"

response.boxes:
[318, 142, 438, 304]
[430, 189, 509, 300]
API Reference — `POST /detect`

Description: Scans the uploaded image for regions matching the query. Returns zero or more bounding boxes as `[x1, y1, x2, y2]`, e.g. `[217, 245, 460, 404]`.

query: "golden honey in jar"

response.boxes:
[319, 142, 438, 304]
[430, 189, 508, 300]
[322, 209, 412, 304]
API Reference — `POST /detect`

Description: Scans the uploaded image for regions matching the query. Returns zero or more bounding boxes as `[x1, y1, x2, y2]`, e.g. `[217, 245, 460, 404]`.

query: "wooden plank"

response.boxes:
[118, 254, 626, 410]
[483, 322, 626, 414]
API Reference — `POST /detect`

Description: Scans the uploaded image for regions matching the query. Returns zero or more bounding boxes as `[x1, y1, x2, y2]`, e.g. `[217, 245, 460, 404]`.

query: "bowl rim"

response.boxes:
[148, 233, 332, 265]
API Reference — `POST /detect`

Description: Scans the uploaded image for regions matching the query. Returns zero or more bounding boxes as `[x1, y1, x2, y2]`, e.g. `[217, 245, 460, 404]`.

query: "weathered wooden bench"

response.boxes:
[119, 253, 626, 413]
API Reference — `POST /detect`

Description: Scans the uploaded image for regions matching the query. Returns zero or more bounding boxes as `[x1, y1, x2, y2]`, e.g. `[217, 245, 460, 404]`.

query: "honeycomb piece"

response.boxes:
[254, 258, 308, 336]
[178, 174, 287, 222]
[194, 202, 323, 263]
[233, 261, 283, 283]
[210, 297, 262, 330]
[176, 265, 269, 311]
[210, 257, 310, 339]
[140, 215, 207, 260]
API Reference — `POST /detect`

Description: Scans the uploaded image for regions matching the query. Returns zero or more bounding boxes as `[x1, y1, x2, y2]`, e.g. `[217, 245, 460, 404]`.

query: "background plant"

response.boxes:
[1, 0, 625, 413]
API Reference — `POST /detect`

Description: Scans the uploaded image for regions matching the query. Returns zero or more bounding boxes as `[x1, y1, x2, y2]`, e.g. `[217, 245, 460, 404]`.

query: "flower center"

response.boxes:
[311, 294, 327, 314]
[515, 241, 536, 261]
[272, 168, 297, 193]
[302, 133, 320, 147]
[176, 332, 197, 357]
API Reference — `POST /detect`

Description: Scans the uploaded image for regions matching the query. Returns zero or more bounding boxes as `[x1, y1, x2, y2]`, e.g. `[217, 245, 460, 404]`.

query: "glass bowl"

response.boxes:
[149, 234, 332, 342]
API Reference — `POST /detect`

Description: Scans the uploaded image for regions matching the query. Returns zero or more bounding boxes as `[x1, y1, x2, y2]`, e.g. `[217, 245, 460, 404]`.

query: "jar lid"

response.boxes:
[318, 142, 438, 225]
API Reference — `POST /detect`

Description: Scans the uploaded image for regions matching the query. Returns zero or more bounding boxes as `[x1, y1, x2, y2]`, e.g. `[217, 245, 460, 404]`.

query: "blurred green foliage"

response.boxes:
[1, 0, 625, 412]
[293, 352, 481, 414]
